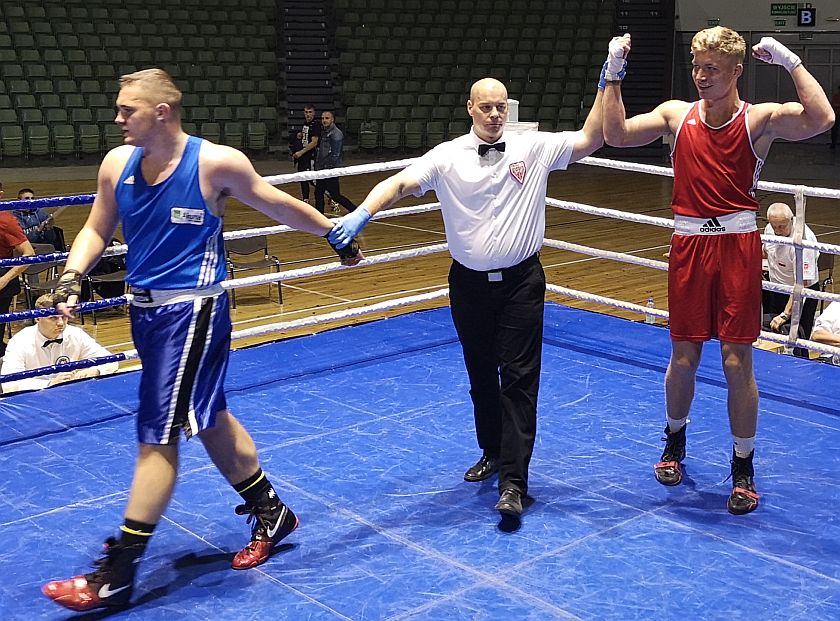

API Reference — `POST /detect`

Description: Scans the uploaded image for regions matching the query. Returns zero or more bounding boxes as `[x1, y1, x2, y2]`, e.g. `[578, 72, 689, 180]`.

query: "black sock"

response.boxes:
[233, 468, 280, 509]
[119, 518, 156, 549]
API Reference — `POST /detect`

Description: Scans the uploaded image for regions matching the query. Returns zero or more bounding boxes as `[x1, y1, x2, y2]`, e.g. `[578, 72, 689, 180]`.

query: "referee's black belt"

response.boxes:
[454, 252, 540, 282]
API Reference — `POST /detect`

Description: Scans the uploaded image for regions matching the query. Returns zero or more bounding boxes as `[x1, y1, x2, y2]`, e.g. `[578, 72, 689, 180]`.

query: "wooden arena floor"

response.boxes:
[2, 147, 838, 368]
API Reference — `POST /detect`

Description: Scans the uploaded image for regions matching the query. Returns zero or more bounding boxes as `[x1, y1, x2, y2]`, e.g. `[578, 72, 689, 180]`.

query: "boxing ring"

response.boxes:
[1, 155, 839, 620]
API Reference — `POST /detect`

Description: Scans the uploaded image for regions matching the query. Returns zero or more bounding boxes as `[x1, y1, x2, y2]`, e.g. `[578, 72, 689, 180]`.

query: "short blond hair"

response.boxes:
[119, 68, 183, 115]
[691, 26, 746, 64]
[35, 294, 55, 309]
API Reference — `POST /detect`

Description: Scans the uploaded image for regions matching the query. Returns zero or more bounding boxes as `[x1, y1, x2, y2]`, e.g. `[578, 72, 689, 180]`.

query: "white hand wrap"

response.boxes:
[753, 36, 801, 72]
[605, 36, 628, 81]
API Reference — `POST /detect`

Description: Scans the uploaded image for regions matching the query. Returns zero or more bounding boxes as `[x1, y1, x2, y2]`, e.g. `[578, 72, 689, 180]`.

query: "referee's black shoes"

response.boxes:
[463, 454, 499, 482]
[495, 489, 523, 517]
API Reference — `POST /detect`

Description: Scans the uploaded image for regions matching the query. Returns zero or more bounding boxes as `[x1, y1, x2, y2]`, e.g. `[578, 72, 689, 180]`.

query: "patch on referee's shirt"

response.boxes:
[509, 161, 526, 184]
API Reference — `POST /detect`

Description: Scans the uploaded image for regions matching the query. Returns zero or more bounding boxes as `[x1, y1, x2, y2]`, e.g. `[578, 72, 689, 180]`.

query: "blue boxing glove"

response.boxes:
[598, 61, 609, 90]
[327, 206, 372, 249]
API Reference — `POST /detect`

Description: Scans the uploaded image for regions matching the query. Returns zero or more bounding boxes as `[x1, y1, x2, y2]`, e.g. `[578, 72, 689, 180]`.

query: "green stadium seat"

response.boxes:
[358, 122, 379, 150]
[257, 107, 277, 134]
[0, 109, 18, 125]
[447, 121, 468, 139]
[403, 121, 424, 150]
[78, 124, 101, 155]
[425, 121, 445, 147]
[52, 124, 76, 156]
[223, 122, 245, 148]
[199, 122, 221, 143]
[246, 122, 267, 150]
[380, 121, 401, 150]
[26, 125, 51, 157]
[1, 126, 24, 157]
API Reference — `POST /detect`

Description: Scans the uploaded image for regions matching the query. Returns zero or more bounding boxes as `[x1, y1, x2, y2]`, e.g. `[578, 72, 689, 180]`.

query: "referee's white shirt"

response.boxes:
[406, 128, 575, 271]
[763, 222, 819, 286]
[1, 324, 119, 393]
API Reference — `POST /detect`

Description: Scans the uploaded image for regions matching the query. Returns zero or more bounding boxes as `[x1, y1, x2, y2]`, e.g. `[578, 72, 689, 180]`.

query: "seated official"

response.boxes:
[811, 302, 840, 349]
[0, 294, 119, 393]
[762, 202, 820, 357]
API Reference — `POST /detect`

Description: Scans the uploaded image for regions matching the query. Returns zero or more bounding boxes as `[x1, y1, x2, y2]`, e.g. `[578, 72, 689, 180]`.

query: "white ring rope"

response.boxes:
[579, 156, 840, 200]
[542, 238, 669, 272]
[219, 244, 449, 291]
[5, 155, 840, 387]
[546, 197, 675, 229]
[231, 288, 450, 340]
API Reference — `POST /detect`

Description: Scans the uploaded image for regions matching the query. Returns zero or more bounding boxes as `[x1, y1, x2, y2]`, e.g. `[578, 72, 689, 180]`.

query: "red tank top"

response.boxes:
[670, 101, 763, 218]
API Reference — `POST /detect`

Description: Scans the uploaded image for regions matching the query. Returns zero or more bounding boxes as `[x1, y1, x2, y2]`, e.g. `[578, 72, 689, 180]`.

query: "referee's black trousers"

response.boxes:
[448, 255, 545, 496]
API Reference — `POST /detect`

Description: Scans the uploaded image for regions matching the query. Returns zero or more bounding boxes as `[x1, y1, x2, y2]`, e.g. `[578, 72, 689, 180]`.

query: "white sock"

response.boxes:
[667, 416, 687, 433]
[733, 435, 755, 458]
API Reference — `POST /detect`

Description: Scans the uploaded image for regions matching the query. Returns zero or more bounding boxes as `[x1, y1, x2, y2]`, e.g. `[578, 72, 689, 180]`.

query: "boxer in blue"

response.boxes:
[42, 69, 362, 612]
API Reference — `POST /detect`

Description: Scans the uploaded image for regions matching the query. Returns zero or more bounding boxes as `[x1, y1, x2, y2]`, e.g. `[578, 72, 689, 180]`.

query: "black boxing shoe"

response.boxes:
[654, 424, 686, 486]
[463, 454, 499, 482]
[42, 537, 142, 612]
[727, 450, 760, 515]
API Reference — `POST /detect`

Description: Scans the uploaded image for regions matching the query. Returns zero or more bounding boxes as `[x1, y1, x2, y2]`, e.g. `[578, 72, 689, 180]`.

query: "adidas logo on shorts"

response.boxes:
[699, 217, 726, 233]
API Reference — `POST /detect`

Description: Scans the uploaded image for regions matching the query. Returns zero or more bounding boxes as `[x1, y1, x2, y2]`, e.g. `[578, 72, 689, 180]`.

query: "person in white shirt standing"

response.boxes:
[1, 294, 119, 393]
[763, 202, 820, 357]
[326, 72, 607, 524]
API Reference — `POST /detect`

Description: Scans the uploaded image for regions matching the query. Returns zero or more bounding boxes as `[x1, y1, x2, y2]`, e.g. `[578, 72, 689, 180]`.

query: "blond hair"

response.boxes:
[691, 26, 746, 64]
[35, 294, 56, 309]
[119, 68, 183, 115]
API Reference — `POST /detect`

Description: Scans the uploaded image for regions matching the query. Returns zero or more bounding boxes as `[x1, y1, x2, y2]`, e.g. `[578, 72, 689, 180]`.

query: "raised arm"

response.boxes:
[602, 34, 680, 147]
[569, 84, 605, 163]
[750, 38, 835, 145]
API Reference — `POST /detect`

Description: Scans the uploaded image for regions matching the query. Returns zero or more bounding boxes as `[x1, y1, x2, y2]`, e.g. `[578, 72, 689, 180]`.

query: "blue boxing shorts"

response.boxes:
[129, 286, 231, 444]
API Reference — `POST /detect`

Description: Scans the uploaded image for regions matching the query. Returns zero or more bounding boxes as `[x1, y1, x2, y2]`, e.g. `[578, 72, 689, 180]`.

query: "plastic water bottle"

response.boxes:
[644, 297, 656, 324]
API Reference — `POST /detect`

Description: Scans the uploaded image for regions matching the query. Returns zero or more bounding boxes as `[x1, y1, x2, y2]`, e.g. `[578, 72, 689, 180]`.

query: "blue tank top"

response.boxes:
[115, 136, 226, 289]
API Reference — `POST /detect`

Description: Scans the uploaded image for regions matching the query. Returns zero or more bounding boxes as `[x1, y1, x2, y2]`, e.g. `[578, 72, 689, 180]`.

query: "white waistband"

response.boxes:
[129, 283, 224, 307]
[673, 211, 757, 236]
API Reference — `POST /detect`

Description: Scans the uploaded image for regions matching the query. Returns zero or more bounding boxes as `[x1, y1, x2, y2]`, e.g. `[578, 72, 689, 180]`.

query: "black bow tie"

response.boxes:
[478, 142, 505, 156]
[42, 338, 63, 347]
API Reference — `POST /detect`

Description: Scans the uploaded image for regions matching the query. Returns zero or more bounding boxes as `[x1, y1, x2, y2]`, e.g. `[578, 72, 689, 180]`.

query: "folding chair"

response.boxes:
[225, 235, 282, 308]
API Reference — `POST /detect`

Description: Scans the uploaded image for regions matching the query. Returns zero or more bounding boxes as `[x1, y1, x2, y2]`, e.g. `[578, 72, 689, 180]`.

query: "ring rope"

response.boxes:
[0, 289, 451, 384]
[3, 155, 840, 385]
[542, 238, 669, 272]
[546, 284, 840, 359]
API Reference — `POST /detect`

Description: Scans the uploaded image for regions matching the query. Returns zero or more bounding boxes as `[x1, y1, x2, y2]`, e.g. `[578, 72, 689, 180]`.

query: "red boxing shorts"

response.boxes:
[668, 230, 762, 344]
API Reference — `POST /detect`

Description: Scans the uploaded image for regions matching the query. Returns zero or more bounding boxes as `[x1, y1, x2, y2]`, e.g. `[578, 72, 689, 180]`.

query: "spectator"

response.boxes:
[762, 202, 820, 356]
[1, 181, 36, 358]
[1, 294, 119, 393]
[314, 110, 358, 215]
[13, 188, 67, 251]
[831, 85, 840, 149]
[292, 105, 320, 204]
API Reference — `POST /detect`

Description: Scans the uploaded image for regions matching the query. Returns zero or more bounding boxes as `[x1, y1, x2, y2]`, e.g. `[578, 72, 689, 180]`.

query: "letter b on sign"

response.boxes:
[797, 8, 816, 26]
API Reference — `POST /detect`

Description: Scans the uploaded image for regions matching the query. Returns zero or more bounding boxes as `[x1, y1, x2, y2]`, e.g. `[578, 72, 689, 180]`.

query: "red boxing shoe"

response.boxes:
[232, 502, 298, 570]
[42, 537, 139, 611]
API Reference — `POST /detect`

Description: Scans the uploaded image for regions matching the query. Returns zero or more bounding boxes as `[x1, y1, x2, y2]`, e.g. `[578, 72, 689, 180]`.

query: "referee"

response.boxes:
[328, 76, 606, 522]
